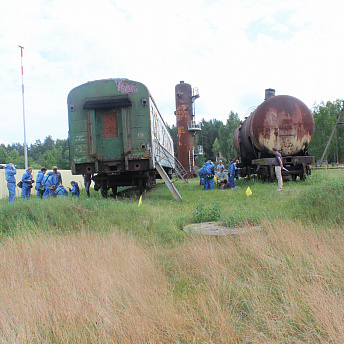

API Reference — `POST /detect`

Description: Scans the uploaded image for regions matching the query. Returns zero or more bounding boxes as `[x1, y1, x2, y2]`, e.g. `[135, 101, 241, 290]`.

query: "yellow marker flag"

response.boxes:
[138, 195, 143, 207]
[246, 187, 252, 197]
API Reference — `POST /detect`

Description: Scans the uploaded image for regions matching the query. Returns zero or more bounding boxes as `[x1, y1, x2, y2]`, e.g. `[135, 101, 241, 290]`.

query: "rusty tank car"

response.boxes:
[233, 89, 315, 181]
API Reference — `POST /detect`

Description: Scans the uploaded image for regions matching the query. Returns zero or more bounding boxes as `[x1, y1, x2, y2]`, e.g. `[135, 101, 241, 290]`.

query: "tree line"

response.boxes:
[167, 111, 241, 167]
[308, 99, 344, 164]
[0, 136, 70, 170]
[0, 100, 343, 169]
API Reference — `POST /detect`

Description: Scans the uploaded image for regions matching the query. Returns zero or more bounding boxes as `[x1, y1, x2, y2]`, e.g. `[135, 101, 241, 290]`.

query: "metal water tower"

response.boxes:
[175, 81, 201, 178]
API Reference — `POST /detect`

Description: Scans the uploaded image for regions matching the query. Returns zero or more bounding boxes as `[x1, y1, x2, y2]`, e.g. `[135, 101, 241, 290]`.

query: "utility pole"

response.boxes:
[317, 101, 344, 168]
[19, 45, 28, 170]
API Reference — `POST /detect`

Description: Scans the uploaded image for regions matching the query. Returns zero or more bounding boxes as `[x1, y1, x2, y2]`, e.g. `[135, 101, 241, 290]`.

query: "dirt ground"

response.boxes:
[183, 222, 261, 235]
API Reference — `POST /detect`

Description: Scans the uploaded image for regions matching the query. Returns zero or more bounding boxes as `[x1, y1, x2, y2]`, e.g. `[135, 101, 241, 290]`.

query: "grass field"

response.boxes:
[0, 168, 344, 343]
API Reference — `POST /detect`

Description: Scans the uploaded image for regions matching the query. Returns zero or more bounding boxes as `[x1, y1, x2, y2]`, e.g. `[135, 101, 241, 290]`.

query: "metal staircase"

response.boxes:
[152, 134, 187, 200]
[154, 138, 188, 183]
[159, 145, 188, 183]
[173, 155, 188, 182]
[155, 160, 182, 201]
[188, 148, 195, 175]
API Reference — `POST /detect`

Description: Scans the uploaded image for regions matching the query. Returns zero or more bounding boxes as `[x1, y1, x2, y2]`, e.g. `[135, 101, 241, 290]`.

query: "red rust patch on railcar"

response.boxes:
[102, 112, 118, 138]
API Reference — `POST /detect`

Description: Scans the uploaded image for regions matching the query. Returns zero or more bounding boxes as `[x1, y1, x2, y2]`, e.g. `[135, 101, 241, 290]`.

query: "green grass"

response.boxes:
[1, 168, 344, 240]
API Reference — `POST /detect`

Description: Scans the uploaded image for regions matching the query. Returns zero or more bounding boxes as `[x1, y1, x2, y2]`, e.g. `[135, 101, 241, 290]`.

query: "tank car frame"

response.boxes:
[67, 78, 174, 197]
[239, 155, 315, 181]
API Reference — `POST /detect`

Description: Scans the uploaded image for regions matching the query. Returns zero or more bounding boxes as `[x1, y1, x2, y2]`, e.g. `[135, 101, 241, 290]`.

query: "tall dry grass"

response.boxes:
[0, 220, 343, 343]
[0, 231, 187, 343]
[168, 220, 344, 343]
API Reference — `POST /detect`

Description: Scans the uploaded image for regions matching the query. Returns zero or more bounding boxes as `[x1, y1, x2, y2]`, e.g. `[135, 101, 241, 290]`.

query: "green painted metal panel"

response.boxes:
[71, 119, 88, 132]
[70, 119, 89, 163]
[95, 108, 123, 160]
[68, 79, 152, 169]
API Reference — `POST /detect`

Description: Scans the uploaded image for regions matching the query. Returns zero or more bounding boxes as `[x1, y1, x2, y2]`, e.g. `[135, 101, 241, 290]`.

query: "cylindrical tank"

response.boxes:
[233, 94, 314, 162]
[175, 81, 195, 178]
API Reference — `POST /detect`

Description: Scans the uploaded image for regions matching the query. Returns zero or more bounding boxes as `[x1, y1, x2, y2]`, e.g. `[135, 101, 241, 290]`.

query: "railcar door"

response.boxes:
[95, 109, 123, 160]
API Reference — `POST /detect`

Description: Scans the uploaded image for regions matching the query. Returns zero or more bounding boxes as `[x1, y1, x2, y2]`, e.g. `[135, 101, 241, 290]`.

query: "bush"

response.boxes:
[193, 202, 221, 223]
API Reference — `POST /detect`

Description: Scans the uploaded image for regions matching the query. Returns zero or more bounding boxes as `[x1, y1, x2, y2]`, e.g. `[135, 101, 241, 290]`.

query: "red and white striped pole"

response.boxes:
[19, 45, 28, 169]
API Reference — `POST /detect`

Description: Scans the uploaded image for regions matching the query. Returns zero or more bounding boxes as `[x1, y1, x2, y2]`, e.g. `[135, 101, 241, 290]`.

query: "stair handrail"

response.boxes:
[152, 134, 188, 183]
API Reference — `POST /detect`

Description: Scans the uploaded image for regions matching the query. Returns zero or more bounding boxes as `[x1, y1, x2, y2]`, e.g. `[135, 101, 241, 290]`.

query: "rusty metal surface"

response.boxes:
[175, 81, 195, 178]
[235, 95, 314, 161]
[102, 112, 118, 138]
[251, 95, 314, 156]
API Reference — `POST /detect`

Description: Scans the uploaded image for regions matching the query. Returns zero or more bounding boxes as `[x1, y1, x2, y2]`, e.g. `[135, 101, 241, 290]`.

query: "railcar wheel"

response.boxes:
[257, 170, 262, 180]
[101, 187, 108, 198]
[139, 178, 144, 195]
[300, 163, 307, 181]
[268, 165, 275, 182]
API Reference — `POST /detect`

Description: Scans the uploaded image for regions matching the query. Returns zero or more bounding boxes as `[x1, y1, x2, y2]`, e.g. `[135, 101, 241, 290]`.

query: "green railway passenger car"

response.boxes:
[67, 78, 174, 197]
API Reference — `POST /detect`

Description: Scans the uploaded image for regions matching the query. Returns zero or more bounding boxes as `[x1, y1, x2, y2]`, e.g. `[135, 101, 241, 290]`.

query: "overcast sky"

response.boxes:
[1, 0, 343, 145]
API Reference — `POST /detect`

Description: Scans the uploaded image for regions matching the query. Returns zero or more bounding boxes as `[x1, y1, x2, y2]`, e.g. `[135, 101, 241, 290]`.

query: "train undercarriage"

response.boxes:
[92, 170, 157, 198]
[75, 157, 173, 198]
[239, 156, 315, 182]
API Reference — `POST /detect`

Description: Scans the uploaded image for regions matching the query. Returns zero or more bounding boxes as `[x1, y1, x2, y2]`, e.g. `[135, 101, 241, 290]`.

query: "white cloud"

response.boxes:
[0, 0, 344, 145]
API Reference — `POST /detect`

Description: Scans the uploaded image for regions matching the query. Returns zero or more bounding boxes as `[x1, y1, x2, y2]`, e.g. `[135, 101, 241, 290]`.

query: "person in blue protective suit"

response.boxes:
[21, 167, 34, 200]
[35, 168, 47, 198]
[5, 163, 17, 202]
[54, 185, 69, 197]
[199, 161, 215, 190]
[52, 166, 62, 187]
[198, 167, 205, 185]
[228, 159, 236, 189]
[69, 181, 80, 197]
[198, 164, 206, 187]
[208, 161, 215, 190]
[42, 172, 57, 199]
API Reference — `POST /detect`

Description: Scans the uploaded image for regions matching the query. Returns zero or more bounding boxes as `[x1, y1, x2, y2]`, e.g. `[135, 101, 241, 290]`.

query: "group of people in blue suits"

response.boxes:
[4, 164, 80, 202]
[198, 159, 237, 190]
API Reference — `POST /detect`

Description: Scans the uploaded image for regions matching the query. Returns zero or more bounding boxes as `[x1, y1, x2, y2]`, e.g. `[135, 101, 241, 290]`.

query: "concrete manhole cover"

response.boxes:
[183, 221, 261, 235]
